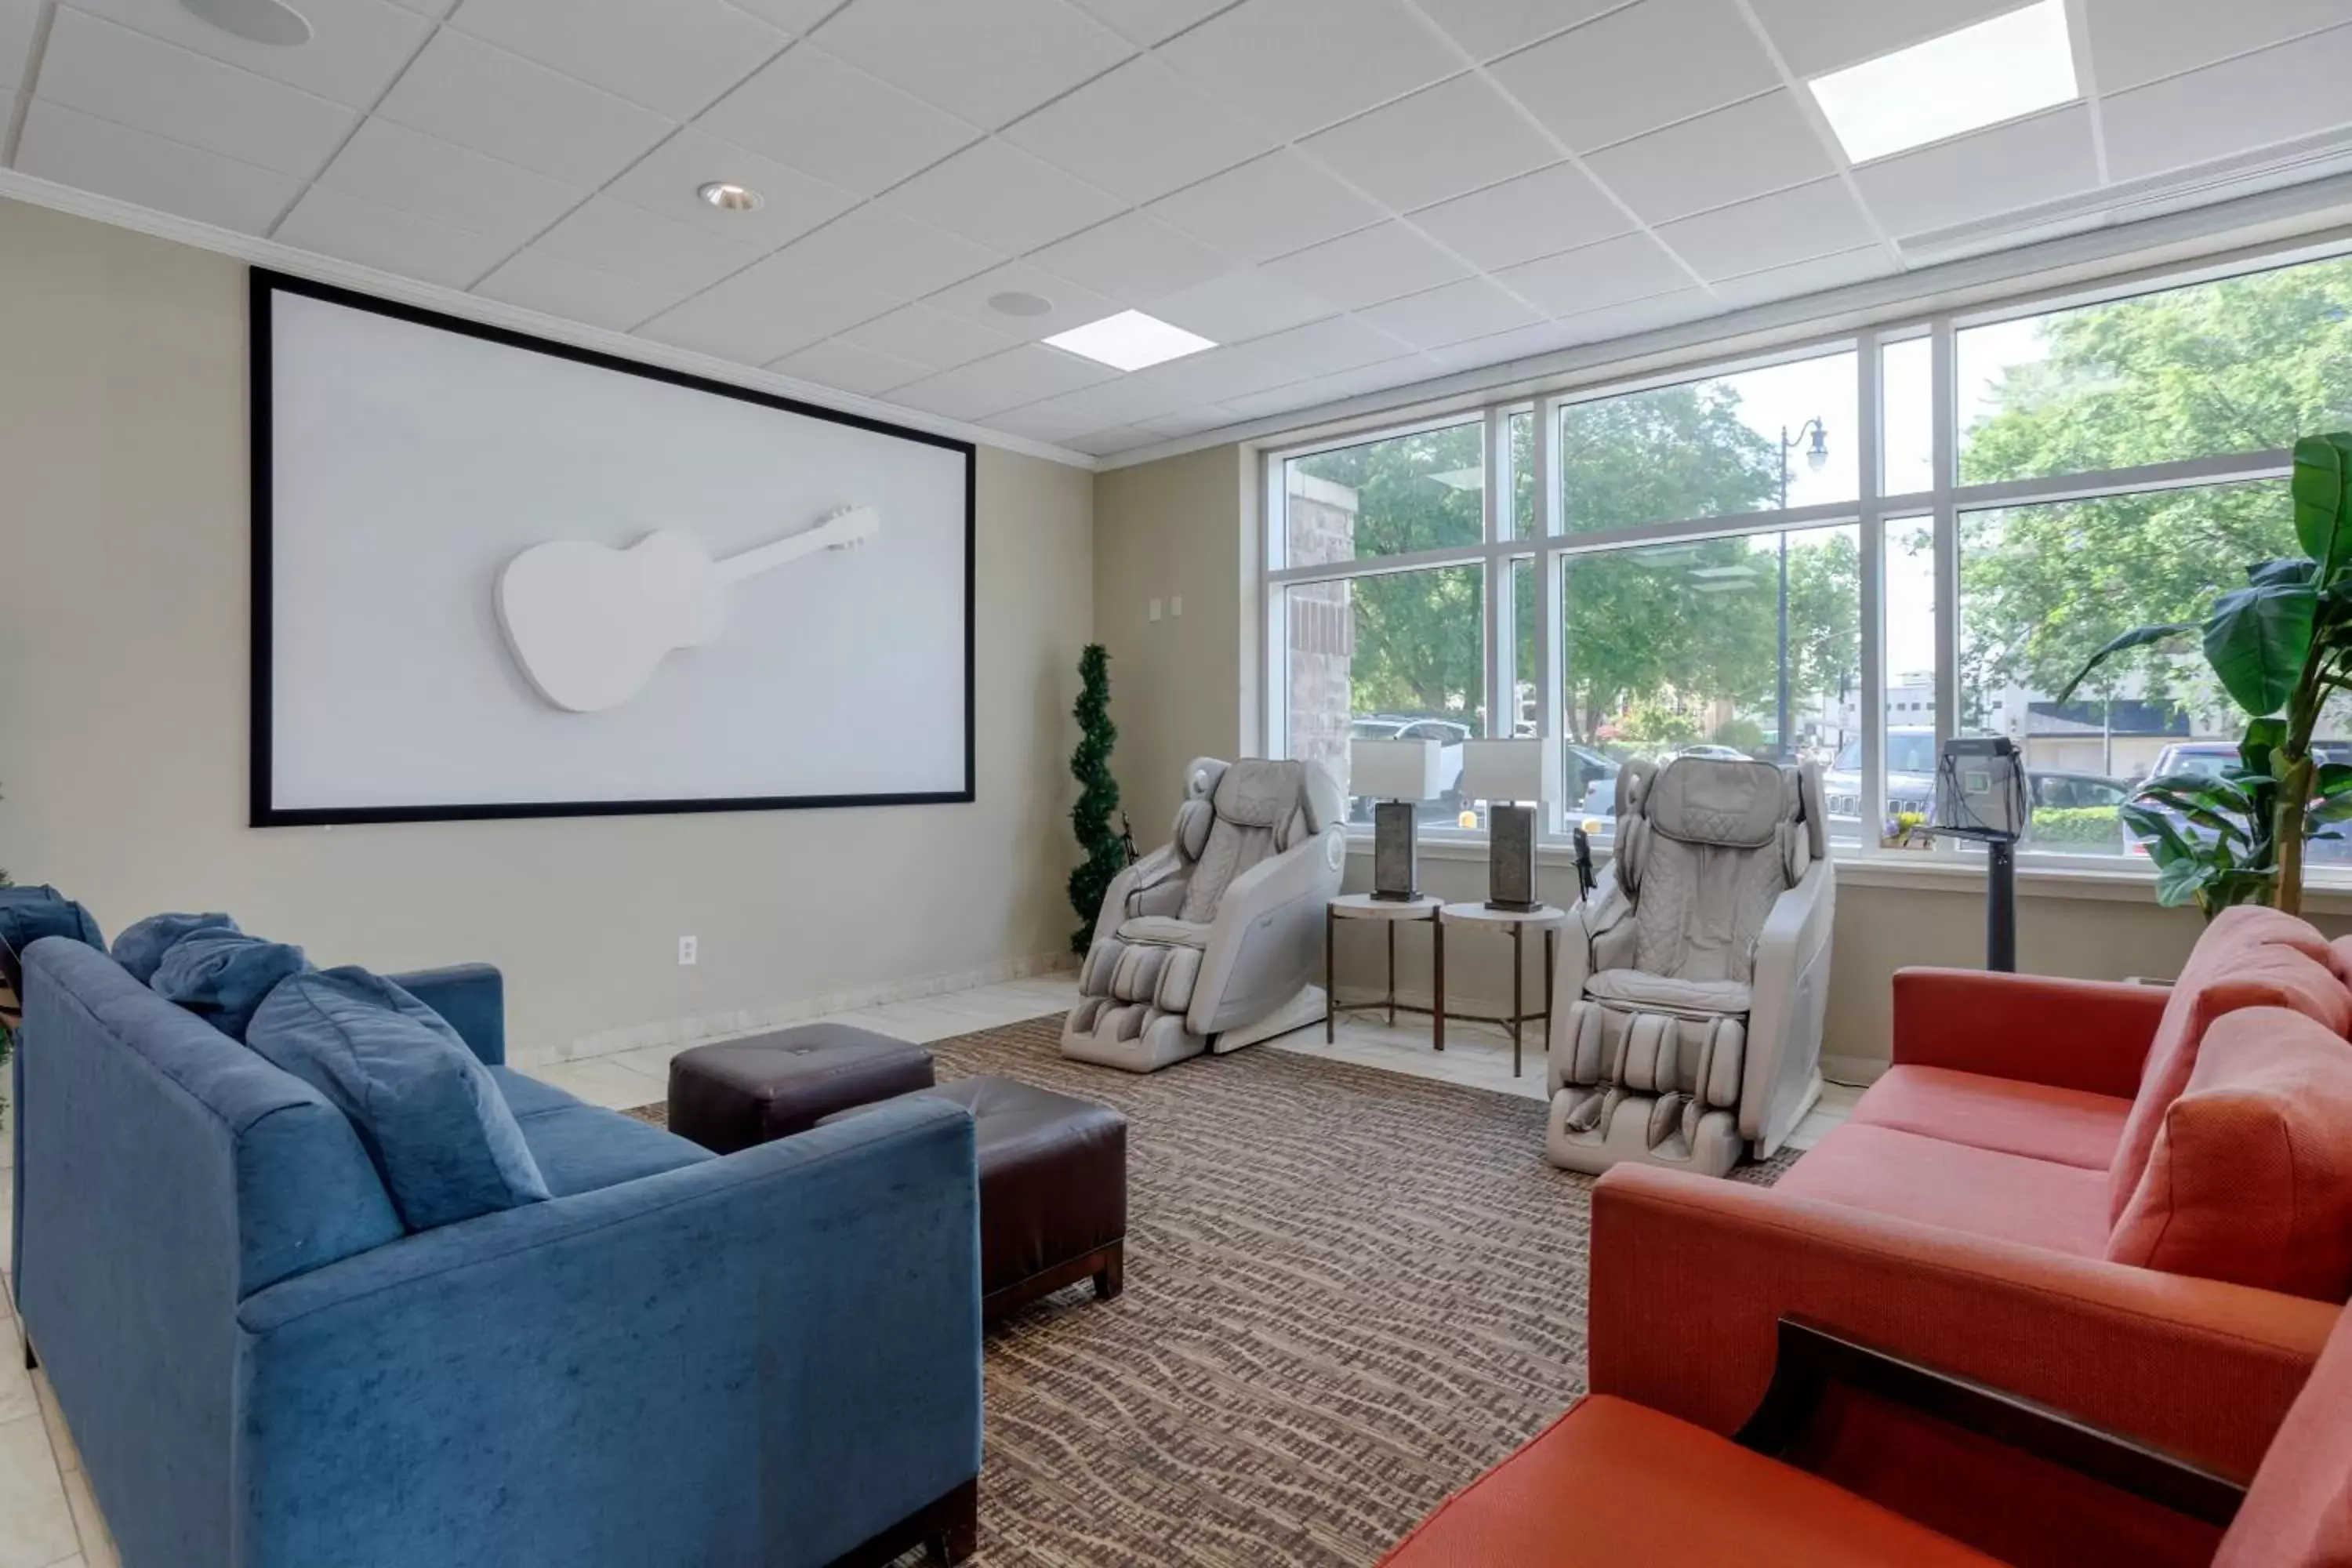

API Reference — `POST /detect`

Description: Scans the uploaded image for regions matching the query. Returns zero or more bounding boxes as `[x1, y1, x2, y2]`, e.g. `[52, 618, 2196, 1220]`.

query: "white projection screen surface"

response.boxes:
[251, 272, 975, 825]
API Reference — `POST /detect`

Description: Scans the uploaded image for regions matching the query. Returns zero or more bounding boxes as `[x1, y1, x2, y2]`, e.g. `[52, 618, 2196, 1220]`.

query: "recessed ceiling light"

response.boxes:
[988, 292, 1054, 318]
[697, 181, 764, 212]
[181, 0, 311, 45]
[1809, 0, 2078, 165]
[1044, 310, 1216, 372]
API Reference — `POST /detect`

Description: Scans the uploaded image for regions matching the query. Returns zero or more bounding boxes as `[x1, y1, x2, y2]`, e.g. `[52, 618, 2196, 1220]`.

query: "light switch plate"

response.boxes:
[1149, 597, 1163, 622]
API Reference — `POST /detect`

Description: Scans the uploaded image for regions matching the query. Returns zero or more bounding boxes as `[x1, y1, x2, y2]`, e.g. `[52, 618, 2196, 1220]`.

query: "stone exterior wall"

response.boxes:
[1284, 471, 1358, 787]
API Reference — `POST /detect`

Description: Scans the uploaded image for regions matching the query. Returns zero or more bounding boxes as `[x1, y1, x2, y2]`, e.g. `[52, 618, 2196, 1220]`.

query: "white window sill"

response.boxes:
[1342, 828, 2352, 913]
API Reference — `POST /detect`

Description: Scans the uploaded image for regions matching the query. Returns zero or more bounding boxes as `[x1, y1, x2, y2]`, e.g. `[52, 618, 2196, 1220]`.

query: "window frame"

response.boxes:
[1258, 236, 2347, 875]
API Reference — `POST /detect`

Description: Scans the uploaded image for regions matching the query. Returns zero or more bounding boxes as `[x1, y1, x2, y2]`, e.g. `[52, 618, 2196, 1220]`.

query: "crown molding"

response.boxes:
[1099, 170, 2352, 471]
[0, 166, 1100, 473]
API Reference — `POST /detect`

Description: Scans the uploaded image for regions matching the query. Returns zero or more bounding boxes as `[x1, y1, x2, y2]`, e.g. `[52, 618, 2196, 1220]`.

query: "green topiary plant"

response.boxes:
[1067, 644, 1127, 953]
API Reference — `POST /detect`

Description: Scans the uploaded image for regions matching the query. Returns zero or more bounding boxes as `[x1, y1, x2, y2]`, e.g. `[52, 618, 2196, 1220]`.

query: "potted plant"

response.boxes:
[2059, 432, 2352, 916]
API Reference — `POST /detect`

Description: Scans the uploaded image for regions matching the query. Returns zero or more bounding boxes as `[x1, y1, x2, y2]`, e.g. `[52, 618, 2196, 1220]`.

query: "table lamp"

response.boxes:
[1461, 739, 1559, 911]
[1350, 738, 1440, 901]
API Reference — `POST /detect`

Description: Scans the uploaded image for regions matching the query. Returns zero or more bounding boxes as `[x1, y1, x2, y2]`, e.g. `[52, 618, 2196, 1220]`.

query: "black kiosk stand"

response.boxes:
[1918, 735, 2029, 973]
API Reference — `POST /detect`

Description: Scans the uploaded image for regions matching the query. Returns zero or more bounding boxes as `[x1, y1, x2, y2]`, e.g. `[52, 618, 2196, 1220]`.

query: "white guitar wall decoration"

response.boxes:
[495, 506, 879, 713]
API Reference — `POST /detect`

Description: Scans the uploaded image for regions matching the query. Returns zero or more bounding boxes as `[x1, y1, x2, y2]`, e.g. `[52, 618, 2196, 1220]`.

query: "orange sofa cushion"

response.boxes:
[1378, 1395, 1999, 1568]
[1774, 1123, 2110, 1257]
[2110, 906, 2349, 1225]
[1849, 1065, 2129, 1171]
[2215, 1298, 2352, 1566]
[2108, 1007, 2352, 1301]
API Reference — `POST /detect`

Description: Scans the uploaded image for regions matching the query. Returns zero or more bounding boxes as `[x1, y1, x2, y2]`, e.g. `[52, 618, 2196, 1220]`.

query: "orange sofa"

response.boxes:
[1387, 906, 2352, 1567]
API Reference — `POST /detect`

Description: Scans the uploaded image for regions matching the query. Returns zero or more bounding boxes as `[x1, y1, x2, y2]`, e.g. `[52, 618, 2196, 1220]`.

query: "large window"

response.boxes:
[1265, 244, 2352, 872]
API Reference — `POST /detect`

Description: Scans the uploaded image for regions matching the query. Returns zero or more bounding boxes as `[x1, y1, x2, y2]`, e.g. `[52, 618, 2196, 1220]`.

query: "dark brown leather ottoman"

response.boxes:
[667, 1024, 934, 1154]
[826, 1075, 1127, 1323]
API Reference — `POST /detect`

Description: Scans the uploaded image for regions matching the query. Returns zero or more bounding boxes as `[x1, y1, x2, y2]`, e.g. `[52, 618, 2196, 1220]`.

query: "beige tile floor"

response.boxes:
[0, 973, 1858, 1565]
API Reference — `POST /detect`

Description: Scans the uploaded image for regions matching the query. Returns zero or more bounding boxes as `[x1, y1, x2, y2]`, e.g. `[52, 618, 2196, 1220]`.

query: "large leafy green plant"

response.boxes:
[2060, 433, 2352, 916]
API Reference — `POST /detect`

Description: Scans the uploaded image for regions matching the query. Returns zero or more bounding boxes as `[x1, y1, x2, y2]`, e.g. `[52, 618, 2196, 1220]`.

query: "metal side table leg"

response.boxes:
[1324, 906, 1335, 1044]
[1433, 914, 1446, 1053]
[1512, 925, 1525, 1077]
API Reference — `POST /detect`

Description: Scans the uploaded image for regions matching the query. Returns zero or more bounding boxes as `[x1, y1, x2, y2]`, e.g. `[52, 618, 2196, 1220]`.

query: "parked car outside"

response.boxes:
[1819, 728, 2135, 851]
[2123, 739, 2352, 863]
[1573, 742, 1762, 820]
[1348, 715, 1471, 822]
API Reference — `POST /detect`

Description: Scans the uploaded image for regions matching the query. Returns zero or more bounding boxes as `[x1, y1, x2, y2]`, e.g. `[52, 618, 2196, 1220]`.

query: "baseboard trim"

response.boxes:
[1820, 1054, 1889, 1087]
[512, 951, 1079, 1067]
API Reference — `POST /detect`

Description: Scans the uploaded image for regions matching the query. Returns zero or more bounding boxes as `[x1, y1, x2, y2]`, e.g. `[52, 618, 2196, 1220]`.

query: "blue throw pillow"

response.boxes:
[0, 885, 105, 990]
[151, 931, 309, 1038]
[112, 911, 240, 985]
[246, 967, 550, 1232]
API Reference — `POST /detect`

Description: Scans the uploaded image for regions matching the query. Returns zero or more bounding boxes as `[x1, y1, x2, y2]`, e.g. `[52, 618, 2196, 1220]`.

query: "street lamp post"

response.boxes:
[1777, 419, 1830, 763]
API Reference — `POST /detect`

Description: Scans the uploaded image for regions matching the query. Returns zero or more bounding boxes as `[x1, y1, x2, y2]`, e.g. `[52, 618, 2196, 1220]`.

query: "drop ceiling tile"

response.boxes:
[1132, 405, 1240, 439]
[533, 195, 763, 295]
[604, 129, 856, 250]
[1491, 0, 1778, 152]
[1003, 56, 1271, 204]
[838, 304, 1022, 372]
[813, 0, 1134, 129]
[1708, 245, 1898, 310]
[0, 86, 11, 128]
[1415, 0, 1628, 61]
[1150, 269, 1334, 343]
[883, 140, 1124, 256]
[769, 338, 932, 397]
[695, 46, 980, 198]
[1221, 383, 1325, 421]
[1156, 0, 1459, 140]
[1494, 231, 1689, 315]
[67, 0, 431, 106]
[1358, 276, 1543, 349]
[1145, 149, 1384, 264]
[1312, 356, 1445, 401]
[14, 99, 299, 233]
[451, 0, 787, 118]
[1032, 374, 1190, 426]
[376, 30, 674, 187]
[727, 0, 840, 28]
[1655, 176, 1879, 281]
[1027, 212, 1229, 306]
[1850, 106, 2100, 238]
[2102, 25, 2352, 183]
[1124, 343, 1297, 404]
[1421, 318, 1584, 372]
[2086, 0, 2348, 93]
[1583, 90, 1834, 225]
[1262, 222, 1470, 311]
[315, 118, 584, 247]
[1555, 285, 1714, 343]
[982, 398, 1127, 445]
[1746, 0, 2016, 77]
[273, 187, 514, 289]
[1301, 73, 1553, 213]
[473, 247, 691, 331]
[1067, 0, 1233, 46]
[385, 0, 456, 13]
[922, 260, 1121, 341]
[1407, 162, 1632, 270]
[637, 254, 898, 365]
[1240, 315, 1417, 379]
[36, 9, 354, 178]
[891, 343, 1118, 420]
[0, 0, 35, 86]
[776, 207, 1004, 301]
[1067, 426, 1155, 456]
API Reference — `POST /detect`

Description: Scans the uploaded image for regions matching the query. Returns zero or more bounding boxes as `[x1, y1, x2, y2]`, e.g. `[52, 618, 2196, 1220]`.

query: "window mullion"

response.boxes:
[1859, 332, 1886, 851]
[1930, 315, 1960, 858]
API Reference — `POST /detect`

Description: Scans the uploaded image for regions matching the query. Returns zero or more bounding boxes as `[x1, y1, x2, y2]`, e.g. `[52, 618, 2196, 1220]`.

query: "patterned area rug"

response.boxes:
[630, 1014, 1796, 1566]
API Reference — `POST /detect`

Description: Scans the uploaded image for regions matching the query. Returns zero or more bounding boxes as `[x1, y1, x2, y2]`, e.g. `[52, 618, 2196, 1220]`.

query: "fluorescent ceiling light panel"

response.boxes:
[1044, 310, 1215, 372]
[1809, 1, 2078, 165]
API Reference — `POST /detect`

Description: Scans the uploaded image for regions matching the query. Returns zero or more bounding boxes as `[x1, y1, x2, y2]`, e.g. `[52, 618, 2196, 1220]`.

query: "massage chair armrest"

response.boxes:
[1588, 1164, 2332, 1485]
[1093, 848, 1186, 938]
[1546, 873, 1632, 1077]
[1737, 858, 1835, 1144]
[1892, 967, 2165, 1098]
[1189, 825, 1345, 1035]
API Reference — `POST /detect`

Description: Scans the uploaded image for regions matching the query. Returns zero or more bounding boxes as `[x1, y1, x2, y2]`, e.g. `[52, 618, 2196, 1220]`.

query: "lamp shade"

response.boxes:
[1461, 739, 1559, 804]
[1350, 739, 1441, 800]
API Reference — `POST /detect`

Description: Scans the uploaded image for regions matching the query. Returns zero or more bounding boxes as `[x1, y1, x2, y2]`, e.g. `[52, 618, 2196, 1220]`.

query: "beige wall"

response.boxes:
[1096, 441, 2352, 1081]
[1089, 445, 1254, 837]
[0, 198, 1095, 1058]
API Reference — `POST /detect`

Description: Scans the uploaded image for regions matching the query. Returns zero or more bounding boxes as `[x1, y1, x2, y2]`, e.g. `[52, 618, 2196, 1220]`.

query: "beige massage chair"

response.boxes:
[1547, 753, 1834, 1176]
[1063, 757, 1345, 1073]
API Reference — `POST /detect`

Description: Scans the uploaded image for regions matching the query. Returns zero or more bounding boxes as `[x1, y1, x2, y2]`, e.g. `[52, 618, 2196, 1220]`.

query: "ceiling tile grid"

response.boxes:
[7, 0, 2352, 459]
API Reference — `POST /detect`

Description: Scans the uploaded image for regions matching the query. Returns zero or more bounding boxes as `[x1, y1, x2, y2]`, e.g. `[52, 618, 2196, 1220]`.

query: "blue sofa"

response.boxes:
[13, 935, 982, 1568]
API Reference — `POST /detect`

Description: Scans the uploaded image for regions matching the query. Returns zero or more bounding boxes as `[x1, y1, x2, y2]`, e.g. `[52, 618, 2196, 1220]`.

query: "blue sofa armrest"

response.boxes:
[385, 964, 504, 1065]
[231, 1097, 981, 1568]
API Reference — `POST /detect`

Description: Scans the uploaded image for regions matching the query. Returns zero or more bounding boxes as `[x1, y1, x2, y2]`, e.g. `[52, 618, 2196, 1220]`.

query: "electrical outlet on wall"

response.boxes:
[1149, 597, 1163, 622]
[678, 935, 698, 966]
[1171, 595, 1181, 616]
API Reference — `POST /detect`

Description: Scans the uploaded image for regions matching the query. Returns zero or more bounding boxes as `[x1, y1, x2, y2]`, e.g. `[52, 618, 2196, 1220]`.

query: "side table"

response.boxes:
[1325, 894, 1445, 1048]
[1436, 902, 1565, 1076]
